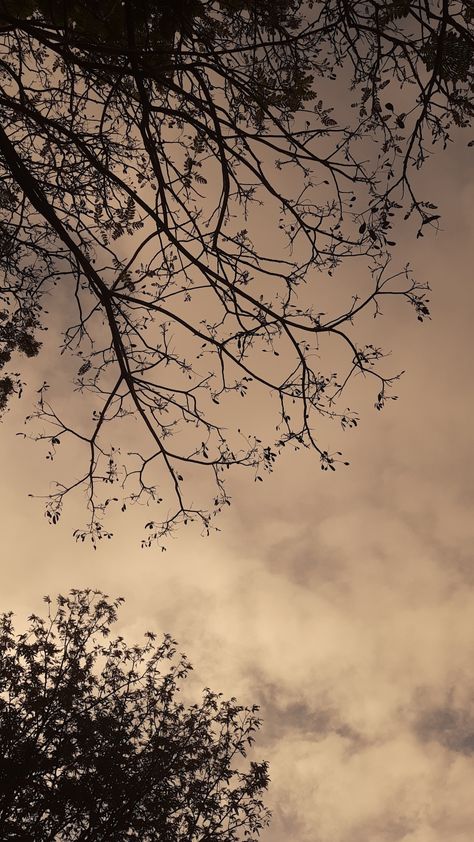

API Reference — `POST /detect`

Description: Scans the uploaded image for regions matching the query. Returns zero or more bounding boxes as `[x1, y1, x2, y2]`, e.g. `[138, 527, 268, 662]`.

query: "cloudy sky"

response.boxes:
[1, 94, 474, 842]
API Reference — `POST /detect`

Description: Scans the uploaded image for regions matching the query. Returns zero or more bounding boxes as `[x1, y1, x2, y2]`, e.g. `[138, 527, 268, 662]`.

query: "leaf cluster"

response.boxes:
[0, 589, 270, 840]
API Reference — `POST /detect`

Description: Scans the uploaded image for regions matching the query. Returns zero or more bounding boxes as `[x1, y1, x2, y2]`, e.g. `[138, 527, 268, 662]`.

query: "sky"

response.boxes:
[1, 79, 474, 842]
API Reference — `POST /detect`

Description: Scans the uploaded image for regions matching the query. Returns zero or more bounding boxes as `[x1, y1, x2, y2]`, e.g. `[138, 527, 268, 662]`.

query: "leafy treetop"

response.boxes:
[0, 588, 270, 840]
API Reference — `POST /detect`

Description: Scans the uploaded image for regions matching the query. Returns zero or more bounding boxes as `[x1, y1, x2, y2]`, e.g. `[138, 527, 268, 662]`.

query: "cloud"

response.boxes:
[414, 702, 474, 756]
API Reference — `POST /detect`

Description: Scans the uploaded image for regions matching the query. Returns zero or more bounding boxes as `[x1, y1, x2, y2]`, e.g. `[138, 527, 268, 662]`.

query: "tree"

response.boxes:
[0, 1, 472, 544]
[0, 589, 270, 840]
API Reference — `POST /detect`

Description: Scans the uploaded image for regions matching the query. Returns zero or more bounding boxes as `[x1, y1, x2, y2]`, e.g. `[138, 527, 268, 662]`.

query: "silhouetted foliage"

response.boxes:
[0, 589, 270, 840]
[0, 1, 472, 543]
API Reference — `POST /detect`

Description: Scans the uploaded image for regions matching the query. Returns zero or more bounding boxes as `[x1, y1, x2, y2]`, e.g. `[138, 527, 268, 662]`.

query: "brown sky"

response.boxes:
[1, 109, 474, 841]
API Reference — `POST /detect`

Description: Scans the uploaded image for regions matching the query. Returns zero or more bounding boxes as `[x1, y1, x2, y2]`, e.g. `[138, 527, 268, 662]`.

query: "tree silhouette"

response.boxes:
[0, 1, 472, 544]
[0, 589, 270, 841]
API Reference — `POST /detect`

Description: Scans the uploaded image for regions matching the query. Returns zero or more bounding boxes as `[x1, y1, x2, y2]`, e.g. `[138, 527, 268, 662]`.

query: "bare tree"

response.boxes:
[0, 0, 472, 545]
[0, 588, 270, 841]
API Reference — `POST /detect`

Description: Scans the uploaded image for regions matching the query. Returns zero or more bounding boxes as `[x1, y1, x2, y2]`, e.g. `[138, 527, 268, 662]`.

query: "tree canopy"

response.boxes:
[0, 589, 270, 840]
[0, 1, 472, 544]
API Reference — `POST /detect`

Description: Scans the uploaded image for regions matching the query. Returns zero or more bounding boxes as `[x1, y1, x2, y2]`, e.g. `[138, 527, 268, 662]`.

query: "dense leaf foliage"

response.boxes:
[0, 1, 472, 543]
[0, 589, 270, 840]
